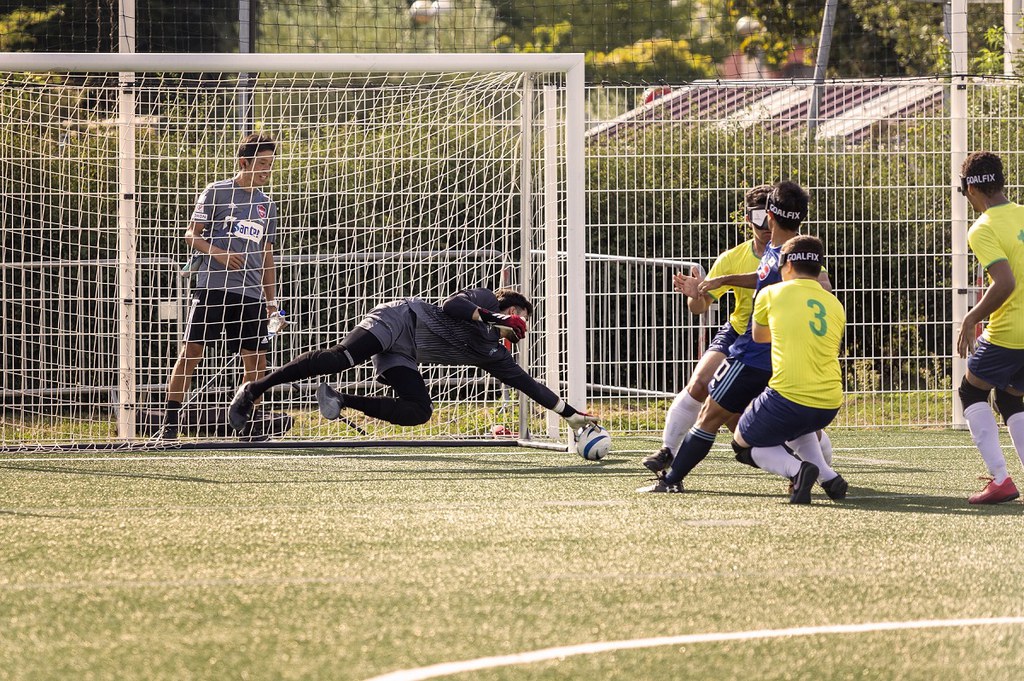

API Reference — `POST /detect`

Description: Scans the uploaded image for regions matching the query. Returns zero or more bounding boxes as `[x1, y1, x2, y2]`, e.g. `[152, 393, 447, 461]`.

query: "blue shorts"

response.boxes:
[707, 322, 740, 355]
[969, 338, 1024, 392]
[708, 357, 772, 414]
[738, 388, 839, 447]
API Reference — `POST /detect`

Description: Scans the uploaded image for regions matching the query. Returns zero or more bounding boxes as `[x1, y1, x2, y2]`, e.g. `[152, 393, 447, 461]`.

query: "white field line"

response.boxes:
[363, 617, 1024, 681]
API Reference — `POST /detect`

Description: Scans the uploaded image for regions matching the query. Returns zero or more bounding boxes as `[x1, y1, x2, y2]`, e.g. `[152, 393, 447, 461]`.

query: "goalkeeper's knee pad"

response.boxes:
[958, 377, 990, 410]
[994, 389, 1024, 422]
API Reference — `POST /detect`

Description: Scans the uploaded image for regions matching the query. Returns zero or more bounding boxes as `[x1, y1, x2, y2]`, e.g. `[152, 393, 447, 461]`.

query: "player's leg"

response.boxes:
[338, 366, 433, 426]
[733, 390, 839, 504]
[645, 348, 728, 472]
[228, 327, 385, 432]
[961, 339, 1019, 503]
[161, 290, 221, 439]
[994, 381, 1024, 502]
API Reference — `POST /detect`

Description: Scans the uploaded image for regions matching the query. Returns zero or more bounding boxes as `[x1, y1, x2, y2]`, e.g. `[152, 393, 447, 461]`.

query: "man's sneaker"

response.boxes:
[821, 474, 849, 501]
[636, 474, 683, 494]
[642, 446, 674, 473]
[316, 383, 345, 420]
[968, 476, 1020, 505]
[789, 461, 819, 504]
[156, 423, 178, 441]
[228, 382, 256, 433]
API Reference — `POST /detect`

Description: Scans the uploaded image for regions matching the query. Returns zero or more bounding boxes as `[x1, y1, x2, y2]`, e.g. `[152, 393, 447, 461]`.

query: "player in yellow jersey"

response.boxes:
[731, 235, 848, 504]
[642, 185, 772, 472]
[955, 151, 1024, 505]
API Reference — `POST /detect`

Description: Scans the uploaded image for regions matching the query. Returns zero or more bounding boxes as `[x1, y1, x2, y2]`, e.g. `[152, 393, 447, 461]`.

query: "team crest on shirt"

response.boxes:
[757, 256, 776, 280]
[257, 204, 267, 219]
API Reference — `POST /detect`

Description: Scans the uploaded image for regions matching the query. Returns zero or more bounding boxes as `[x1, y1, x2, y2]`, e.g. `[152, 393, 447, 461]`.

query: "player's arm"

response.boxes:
[698, 271, 757, 294]
[751, 290, 771, 343]
[817, 269, 833, 292]
[261, 242, 279, 313]
[958, 259, 1016, 357]
[184, 221, 243, 270]
[482, 356, 597, 428]
[442, 288, 527, 341]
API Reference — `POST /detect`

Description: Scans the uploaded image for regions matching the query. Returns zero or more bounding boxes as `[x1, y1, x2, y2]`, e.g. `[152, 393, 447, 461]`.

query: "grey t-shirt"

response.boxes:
[190, 178, 278, 299]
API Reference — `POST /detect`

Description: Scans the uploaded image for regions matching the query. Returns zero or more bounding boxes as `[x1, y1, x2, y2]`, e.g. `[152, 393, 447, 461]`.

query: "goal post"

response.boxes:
[0, 52, 585, 451]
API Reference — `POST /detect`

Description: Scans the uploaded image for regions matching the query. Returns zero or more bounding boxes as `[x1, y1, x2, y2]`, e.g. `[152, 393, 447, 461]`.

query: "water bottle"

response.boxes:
[267, 310, 287, 338]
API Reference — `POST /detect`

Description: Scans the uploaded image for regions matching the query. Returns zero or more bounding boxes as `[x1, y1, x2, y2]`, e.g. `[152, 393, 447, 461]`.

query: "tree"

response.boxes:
[730, 0, 1003, 77]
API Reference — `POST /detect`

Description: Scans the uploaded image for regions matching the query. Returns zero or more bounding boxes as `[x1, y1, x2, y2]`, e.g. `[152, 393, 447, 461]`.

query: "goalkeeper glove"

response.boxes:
[564, 410, 598, 430]
[478, 308, 528, 341]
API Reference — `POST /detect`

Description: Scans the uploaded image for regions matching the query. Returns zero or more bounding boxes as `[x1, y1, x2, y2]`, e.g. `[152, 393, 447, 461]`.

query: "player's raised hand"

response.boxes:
[673, 265, 704, 298]
[479, 309, 528, 341]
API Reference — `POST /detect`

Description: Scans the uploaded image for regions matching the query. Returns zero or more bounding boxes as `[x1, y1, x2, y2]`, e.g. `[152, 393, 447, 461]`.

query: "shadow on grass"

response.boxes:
[0, 463, 223, 484]
[824, 486, 1023, 515]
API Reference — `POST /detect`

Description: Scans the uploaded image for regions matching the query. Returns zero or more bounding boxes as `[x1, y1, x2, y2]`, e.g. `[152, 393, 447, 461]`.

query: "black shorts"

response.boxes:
[184, 289, 268, 353]
[708, 357, 772, 414]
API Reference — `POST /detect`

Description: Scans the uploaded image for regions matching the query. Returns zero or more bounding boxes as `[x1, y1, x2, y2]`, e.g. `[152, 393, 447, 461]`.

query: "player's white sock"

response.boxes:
[752, 445, 802, 479]
[1007, 412, 1024, 472]
[964, 402, 1008, 483]
[788, 432, 837, 482]
[662, 389, 702, 453]
[818, 430, 834, 466]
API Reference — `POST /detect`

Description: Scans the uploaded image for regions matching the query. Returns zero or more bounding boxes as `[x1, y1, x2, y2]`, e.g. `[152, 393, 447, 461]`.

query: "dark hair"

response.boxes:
[780, 235, 824, 277]
[961, 151, 1004, 196]
[495, 287, 534, 317]
[744, 183, 773, 209]
[767, 180, 809, 230]
[238, 132, 277, 160]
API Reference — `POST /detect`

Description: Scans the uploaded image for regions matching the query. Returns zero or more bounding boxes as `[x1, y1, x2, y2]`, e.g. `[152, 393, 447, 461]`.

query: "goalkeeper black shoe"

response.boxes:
[641, 446, 674, 473]
[228, 382, 256, 433]
[789, 461, 819, 504]
[316, 383, 345, 420]
[156, 423, 178, 441]
[821, 474, 849, 500]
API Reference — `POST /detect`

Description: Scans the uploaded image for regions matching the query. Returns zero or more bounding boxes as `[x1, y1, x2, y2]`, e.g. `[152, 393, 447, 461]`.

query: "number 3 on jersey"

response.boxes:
[807, 299, 828, 336]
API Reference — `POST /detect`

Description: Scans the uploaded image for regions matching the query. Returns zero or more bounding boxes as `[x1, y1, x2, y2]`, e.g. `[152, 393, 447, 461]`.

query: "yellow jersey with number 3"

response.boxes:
[968, 202, 1024, 349]
[705, 239, 763, 334]
[753, 278, 846, 409]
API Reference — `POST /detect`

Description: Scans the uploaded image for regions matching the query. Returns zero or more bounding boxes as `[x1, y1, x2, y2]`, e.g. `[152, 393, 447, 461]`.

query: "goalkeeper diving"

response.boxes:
[228, 287, 597, 433]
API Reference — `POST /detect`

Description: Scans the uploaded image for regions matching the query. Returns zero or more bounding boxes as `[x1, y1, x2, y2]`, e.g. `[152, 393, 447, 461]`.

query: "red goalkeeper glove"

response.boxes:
[479, 309, 528, 341]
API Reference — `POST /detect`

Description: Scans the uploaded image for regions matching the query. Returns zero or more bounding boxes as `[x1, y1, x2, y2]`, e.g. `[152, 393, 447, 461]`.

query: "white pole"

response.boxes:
[564, 57, 586, 447]
[118, 0, 138, 439]
[543, 86, 561, 440]
[518, 75, 534, 440]
[951, 0, 969, 428]
[1006, 0, 1022, 75]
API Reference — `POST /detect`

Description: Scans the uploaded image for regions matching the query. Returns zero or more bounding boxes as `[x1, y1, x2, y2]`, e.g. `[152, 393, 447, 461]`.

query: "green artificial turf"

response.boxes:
[2, 429, 1023, 680]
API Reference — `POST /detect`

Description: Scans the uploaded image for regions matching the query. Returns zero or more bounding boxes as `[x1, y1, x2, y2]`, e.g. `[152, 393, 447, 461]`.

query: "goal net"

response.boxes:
[0, 53, 585, 451]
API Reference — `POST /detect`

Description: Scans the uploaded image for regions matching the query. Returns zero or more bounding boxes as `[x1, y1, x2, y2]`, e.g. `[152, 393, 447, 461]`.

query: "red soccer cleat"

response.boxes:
[968, 477, 1020, 505]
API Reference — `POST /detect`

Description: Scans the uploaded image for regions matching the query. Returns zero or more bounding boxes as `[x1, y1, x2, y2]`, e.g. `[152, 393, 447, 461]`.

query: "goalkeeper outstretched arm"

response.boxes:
[481, 355, 596, 429]
[442, 288, 528, 341]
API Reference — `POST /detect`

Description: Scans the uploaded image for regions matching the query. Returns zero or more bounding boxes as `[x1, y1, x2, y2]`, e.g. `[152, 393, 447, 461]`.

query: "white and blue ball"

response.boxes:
[575, 424, 611, 461]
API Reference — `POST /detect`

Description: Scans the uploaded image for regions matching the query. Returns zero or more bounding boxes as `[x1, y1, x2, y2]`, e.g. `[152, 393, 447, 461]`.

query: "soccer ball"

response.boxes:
[575, 424, 611, 461]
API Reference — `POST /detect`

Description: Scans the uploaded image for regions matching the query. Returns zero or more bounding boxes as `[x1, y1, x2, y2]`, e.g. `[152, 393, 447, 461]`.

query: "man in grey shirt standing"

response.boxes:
[160, 132, 280, 439]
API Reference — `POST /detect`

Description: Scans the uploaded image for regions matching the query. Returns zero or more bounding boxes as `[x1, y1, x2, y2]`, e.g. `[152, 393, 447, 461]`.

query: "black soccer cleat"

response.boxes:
[636, 473, 684, 494]
[642, 446, 674, 473]
[316, 383, 346, 421]
[789, 461, 819, 504]
[228, 382, 256, 433]
[156, 423, 178, 441]
[821, 474, 849, 501]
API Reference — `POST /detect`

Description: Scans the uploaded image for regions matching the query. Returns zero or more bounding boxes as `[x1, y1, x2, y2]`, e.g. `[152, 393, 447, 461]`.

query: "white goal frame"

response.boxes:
[0, 52, 585, 451]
